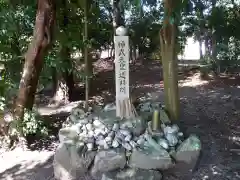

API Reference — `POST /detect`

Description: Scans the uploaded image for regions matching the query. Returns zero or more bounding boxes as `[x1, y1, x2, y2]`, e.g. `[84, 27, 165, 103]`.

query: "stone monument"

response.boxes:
[114, 26, 137, 119]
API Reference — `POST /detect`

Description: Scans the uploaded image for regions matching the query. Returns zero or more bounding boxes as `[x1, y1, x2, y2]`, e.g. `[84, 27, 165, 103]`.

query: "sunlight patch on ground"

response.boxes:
[0, 149, 53, 174]
[179, 73, 209, 87]
[134, 83, 163, 89]
[38, 101, 82, 116]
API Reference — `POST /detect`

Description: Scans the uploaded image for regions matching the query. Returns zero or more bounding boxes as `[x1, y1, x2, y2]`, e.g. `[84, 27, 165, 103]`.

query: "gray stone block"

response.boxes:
[91, 148, 126, 177]
[53, 143, 96, 180]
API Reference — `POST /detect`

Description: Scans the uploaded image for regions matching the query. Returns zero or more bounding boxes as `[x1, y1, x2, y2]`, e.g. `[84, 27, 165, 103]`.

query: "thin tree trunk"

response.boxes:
[51, 0, 74, 105]
[112, 0, 124, 64]
[112, 0, 124, 33]
[199, 37, 203, 59]
[110, 43, 114, 58]
[133, 46, 137, 62]
[52, 67, 57, 94]
[84, 0, 89, 109]
[160, 0, 179, 121]
[14, 0, 56, 120]
[51, 47, 74, 104]
[212, 30, 218, 73]
[204, 30, 211, 58]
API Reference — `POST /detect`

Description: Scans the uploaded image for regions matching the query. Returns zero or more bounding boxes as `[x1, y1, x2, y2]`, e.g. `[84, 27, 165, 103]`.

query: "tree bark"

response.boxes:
[51, 0, 74, 105]
[199, 37, 203, 59]
[160, 0, 179, 121]
[83, 0, 91, 109]
[14, 0, 56, 120]
[51, 47, 75, 104]
[112, 0, 125, 33]
[211, 29, 219, 73]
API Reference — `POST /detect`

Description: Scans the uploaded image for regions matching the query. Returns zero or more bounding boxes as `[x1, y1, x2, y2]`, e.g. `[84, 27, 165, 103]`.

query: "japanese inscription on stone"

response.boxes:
[114, 36, 129, 99]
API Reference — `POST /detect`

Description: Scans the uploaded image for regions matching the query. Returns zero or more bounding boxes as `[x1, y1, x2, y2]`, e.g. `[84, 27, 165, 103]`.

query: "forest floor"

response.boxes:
[0, 59, 240, 180]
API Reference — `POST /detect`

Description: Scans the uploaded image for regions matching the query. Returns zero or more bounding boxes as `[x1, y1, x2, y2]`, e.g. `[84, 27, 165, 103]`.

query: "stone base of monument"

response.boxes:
[53, 101, 201, 180]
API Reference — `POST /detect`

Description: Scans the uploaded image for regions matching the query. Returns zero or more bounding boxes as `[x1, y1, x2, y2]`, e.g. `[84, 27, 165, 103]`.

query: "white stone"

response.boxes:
[101, 129, 107, 136]
[70, 125, 81, 134]
[105, 136, 113, 142]
[137, 138, 145, 145]
[112, 139, 119, 148]
[98, 146, 103, 150]
[87, 143, 94, 151]
[59, 127, 78, 143]
[133, 136, 138, 142]
[143, 133, 151, 140]
[75, 122, 83, 129]
[171, 124, 179, 133]
[81, 125, 87, 132]
[120, 123, 127, 129]
[122, 142, 132, 151]
[104, 142, 109, 149]
[103, 103, 116, 111]
[164, 125, 179, 135]
[79, 131, 87, 138]
[158, 138, 169, 150]
[108, 131, 115, 138]
[129, 140, 137, 148]
[124, 135, 132, 142]
[77, 142, 85, 148]
[94, 129, 102, 137]
[93, 120, 103, 127]
[119, 129, 130, 136]
[72, 108, 85, 117]
[69, 114, 78, 123]
[104, 127, 110, 134]
[116, 132, 125, 141]
[165, 134, 178, 147]
[112, 123, 120, 131]
[97, 135, 105, 140]
[86, 123, 93, 131]
[97, 139, 105, 146]
[88, 130, 94, 138]
[178, 132, 184, 137]
[116, 26, 128, 36]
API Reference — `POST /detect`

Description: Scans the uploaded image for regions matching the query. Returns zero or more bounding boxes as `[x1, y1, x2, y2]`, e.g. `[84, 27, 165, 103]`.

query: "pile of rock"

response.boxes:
[54, 101, 201, 180]
[59, 107, 145, 152]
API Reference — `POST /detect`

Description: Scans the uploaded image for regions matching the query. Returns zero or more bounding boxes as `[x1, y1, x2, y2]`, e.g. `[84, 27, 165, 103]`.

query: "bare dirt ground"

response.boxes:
[0, 60, 240, 180]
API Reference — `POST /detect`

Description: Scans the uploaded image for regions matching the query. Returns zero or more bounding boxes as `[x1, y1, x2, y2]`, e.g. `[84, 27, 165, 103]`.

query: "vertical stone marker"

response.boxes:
[114, 26, 137, 119]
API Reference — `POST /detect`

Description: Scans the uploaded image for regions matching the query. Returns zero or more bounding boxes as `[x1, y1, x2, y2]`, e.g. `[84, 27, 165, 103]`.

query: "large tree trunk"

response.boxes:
[14, 0, 56, 121]
[160, 0, 179, 121]
[8, 0, 56, 146]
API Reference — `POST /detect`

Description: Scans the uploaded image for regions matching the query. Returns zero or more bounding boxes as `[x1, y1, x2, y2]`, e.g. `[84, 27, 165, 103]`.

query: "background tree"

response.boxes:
[14, 0, 56, 122]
